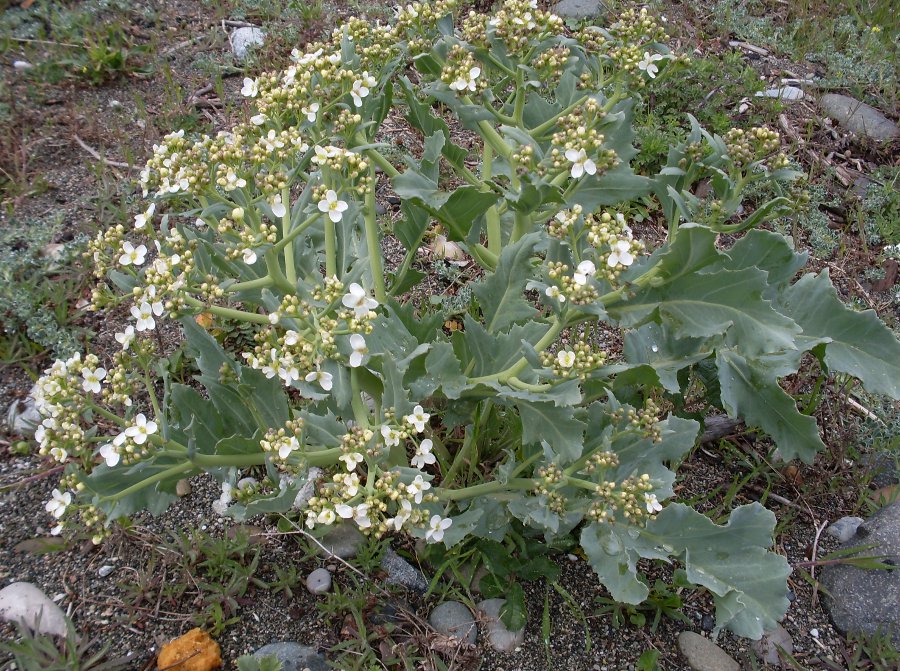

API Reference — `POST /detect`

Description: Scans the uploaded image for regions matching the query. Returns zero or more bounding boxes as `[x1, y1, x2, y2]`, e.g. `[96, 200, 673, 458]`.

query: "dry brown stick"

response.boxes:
[808, 519, 829, 608]
[73, 135, 135, 171]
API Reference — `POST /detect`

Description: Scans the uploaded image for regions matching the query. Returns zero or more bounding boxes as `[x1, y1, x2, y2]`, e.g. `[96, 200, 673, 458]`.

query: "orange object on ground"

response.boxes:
[157, 628, 223, 671]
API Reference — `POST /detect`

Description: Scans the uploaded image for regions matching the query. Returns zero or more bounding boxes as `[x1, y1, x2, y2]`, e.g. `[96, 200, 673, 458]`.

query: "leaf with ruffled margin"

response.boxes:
[623, 322, 712, 393]
[517, 400, 585, 464]
[473, 232, 541, 333]
[716, 349, 825, 462]
[644, 503, 790, 639]
[611, 266, 801, 358]
[778, 271, 900, 399]
[458, 316, 547, 378]
[581, 503, 789, 639]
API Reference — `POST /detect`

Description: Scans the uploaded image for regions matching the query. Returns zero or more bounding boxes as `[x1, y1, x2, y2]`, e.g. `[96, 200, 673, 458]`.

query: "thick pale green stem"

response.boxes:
[513, 69, 526, 126]
[281, 186, 297, 286]
[364, 165, 385, 302]
[182, 296, 271, 324]
[324, 217, 337, 278]
[271, 213, 319, 254]
[364, 147, 401, 178]
[226, 275, 274, 293]
[439, 478, 535, 501]
[531, 95, 589, 137]
[349, 369, 371, 429]
[103, 461, 194, 502]
[483, 143, 502, 257]
[265, 249, 294, 293]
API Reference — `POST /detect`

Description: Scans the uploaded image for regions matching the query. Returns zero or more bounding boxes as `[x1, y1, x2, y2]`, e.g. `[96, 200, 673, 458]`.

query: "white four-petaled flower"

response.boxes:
[565, 148, 597, 179]
[81, 366, 107, 394]
[45, 489, 71, 519]
[545, 285, 565, 302]
[350, 72, 376, 107]
[573, 260, 596, 285]
[318, 189, 349, 223]
[115, 325, 135, 350]
[339, 451, 365, 472]
[449, 66, 481, 92]
[119, 241, 147, 267]
[241, 77, 258, 97]
[607, 239, 635, 267]
[638, 52, 665, 79]
[99, 443, 120, 467]
[381, 425, 401, 447]
[411, 438, 436, 469]
[278, 436, 300, 460]
[134, 203, 154, 230]
[349, 334, 367, 368]
[305, 370, 333, 391]
[425, 514, 452, 543]
[270, 194, 287, 219]
[557, 351, 576, 368]
[302, 102, 320, 123]
[131, 300, 164, 331]
[242, 248, 257, 265]
[125, 413, 157, 445]
[644, 493, 663, 514]
[342, 282, 379, 318]
[407, 474, 431, 503]
[404, 405, 430, 433]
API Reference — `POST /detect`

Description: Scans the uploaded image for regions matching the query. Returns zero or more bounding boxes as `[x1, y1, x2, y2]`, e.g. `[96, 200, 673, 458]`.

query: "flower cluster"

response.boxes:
[485, 0, 564, 53]
[724, 126, 781, 167]
[548, 99, 619, 180]
[440, 44, 483, 93]
[587, 473, 659, 524]
[541, 342, 607, 380]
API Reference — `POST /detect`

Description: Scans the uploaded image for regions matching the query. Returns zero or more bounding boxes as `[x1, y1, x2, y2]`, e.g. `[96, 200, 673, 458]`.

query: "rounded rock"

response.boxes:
[476, 598, 525, 653]
[677, 631, 740, 671]
[254, 642, 328, 671]
[429, 601, 477, 645]
[306, 568, 332, 595]
[0, 582, 68, 637]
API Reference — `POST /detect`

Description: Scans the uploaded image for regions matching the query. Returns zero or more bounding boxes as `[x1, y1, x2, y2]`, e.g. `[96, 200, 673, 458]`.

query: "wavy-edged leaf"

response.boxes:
[779, 271, 900, 398]
[517, 400, 585, 464]
[644, 503, 790, 638]
[716, 349, 825, 462]
[623, 322, 712, 393]
[611, 267, 801, 357]
[473, 232, 541, 332]
[458, 316, 546, 378]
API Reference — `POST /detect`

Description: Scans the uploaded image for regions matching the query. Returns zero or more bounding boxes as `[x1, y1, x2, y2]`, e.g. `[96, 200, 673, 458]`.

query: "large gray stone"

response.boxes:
[381, 548, 428, 593]
[231, 27, 265, 61]
[313, 524, 364, 559]
[820, 502, 900, 644]
[429, 601, 477, 645]
[254, 642, 328, 671]
[5, 386, 41, 436]
[476, 598, 525, 653]
[677, 632, 740, 671]
[750, 624, 794, 667]
[0, 582, 68, 637]
[553, 0, 603, 19]
[820, 94, 899, 142]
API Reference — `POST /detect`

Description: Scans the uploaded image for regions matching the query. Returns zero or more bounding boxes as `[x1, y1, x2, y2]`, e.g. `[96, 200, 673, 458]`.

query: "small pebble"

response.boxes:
[700, 613, 715, 631]
[98, 565, 115, 577]
[810, 628, 819, 638]
[306, 568, 332, 595]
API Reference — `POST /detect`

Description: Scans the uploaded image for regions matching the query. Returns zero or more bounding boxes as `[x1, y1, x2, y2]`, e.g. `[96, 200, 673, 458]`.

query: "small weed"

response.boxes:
[595, 573, 692, 631]
[0, 616, 133, 671]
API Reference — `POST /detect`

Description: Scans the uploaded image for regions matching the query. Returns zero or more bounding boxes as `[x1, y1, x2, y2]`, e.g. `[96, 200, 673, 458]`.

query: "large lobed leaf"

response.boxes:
[581, 503, 789, 639]
[716, 349, 825, 462]
[778, 271, 900, 399]
[473, 232, 541, 333]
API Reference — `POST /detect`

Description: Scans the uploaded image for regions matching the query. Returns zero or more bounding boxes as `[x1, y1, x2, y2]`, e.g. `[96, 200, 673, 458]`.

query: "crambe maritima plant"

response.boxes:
[33, 1, 900, 638]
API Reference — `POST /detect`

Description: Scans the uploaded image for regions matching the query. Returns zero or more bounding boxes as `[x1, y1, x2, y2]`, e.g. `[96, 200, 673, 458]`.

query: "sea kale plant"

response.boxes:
[32, 1, 900, 638]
